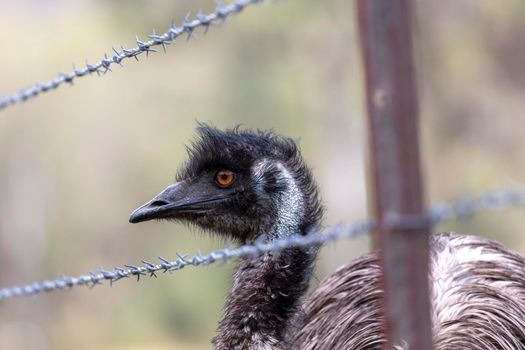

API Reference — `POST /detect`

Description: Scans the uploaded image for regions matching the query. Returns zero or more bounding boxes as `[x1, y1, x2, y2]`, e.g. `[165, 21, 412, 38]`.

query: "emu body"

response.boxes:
[130, 126, 525, 349]
[292, 233, 525, 349]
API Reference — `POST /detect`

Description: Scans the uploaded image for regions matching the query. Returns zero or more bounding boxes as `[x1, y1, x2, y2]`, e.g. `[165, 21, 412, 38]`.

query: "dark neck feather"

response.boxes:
[213, 162, 322, 349]
[213, 232, 318, 350]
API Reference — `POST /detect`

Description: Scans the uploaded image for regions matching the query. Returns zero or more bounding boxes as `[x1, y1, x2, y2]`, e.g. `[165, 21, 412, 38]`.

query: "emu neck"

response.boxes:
[214, 163, 318, 350]
[213, 235, 317, 350]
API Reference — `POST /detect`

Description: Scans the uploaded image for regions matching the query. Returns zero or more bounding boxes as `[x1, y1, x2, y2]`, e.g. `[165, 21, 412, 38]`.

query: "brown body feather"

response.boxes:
[289, 232, 525, 349]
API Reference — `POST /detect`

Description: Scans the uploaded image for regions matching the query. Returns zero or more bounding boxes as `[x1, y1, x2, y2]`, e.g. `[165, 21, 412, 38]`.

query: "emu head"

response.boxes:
[129, 125, 322, 243]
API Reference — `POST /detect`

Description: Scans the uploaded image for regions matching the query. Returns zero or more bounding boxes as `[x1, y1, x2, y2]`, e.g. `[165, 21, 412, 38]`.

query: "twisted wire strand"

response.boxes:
[0, 0, 264, 111]
[0, 187, 524, 301]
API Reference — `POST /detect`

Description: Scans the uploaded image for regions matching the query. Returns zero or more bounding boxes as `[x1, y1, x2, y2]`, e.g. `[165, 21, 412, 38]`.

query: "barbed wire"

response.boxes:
[0, 0, 264, 111]
[0, 187, 523, 301]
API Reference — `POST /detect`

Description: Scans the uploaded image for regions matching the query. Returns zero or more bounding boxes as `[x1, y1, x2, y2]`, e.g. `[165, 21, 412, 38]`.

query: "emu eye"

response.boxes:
[215, 169, 235, 188]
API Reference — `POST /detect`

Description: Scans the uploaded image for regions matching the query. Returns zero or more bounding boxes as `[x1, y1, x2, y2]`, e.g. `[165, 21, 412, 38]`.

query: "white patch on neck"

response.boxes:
[252, 160, 305, 238]
[274, 162, 304, 237]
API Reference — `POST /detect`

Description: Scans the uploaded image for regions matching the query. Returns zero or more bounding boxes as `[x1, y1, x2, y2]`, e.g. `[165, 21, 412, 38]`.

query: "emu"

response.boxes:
[129, 125, 525, 350]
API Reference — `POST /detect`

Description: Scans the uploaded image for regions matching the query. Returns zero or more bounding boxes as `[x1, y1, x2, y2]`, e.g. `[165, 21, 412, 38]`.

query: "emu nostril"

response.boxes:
[150, 200, 169, 207]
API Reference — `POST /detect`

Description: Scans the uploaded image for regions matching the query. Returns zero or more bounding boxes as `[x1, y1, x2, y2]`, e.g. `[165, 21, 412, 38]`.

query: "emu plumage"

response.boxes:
[130, 125, 525, 349]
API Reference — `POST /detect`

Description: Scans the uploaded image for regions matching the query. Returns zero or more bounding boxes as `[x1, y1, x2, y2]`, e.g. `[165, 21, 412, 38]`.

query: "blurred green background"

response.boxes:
[0, 0, 524, 349]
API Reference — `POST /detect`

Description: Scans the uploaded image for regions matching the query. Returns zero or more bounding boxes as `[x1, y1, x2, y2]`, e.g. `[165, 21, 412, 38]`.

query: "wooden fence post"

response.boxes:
[357, 0, 434, 349]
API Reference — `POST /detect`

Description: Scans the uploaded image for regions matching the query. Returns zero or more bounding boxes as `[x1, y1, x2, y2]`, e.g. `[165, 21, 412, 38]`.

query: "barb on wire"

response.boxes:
[0, 0, 264, 111]
[0, 187, 524, 301]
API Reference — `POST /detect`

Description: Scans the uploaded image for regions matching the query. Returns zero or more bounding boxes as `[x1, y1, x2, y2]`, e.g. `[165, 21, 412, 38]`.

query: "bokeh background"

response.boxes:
[0, 0, 524, 349]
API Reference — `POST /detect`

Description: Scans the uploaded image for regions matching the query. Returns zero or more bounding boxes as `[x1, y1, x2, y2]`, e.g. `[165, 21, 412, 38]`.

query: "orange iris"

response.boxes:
[215, 169, 235, 188]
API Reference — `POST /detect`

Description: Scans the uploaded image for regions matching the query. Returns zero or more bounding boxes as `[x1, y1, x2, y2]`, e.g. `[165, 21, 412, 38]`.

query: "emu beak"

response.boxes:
[129, 183, 186, 223]
[129, 181, 233, 224]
